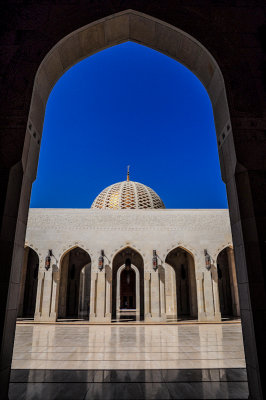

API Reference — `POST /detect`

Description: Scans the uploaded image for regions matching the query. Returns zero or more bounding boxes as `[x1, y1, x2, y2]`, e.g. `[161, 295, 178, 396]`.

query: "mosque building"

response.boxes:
[19, 170, 240, 323]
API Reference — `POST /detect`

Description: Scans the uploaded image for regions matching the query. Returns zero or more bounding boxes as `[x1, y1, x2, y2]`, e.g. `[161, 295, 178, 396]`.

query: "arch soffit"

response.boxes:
[59, 244, 92, 266]
[214, 243, 233, 261]
[29, 9, 230, 151]
[110, 244, 145, 266]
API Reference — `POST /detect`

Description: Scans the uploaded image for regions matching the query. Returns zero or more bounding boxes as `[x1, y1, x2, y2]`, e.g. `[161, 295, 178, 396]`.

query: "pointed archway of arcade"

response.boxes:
[217, 246, 240, 320]
[17, 247, 39, 319]
[58, 247, 91, 320]
[165, 247, 197, 321]
[112, 247, 144, 322]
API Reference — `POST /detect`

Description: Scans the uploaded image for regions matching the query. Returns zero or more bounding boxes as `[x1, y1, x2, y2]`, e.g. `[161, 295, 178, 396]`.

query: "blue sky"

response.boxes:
[30, 42, 228, 209]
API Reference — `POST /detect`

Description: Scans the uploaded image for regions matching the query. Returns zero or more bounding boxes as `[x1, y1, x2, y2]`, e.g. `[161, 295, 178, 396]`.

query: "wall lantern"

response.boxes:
[98, 250, 105, 271]
[152, 250, 158, 271]
[45, 249, 53, 271]
[204, 249, 211, 271]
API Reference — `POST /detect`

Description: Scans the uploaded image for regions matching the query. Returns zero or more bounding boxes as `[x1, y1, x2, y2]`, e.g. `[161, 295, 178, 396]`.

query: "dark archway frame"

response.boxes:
[0, 7, 265, 399]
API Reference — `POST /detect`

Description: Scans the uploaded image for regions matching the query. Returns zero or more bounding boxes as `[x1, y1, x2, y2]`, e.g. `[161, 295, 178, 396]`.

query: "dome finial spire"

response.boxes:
[127, 165, 130, 181]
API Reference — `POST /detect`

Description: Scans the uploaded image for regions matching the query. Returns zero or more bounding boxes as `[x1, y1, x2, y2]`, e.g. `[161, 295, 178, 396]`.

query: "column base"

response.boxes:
[34, 312, 57, 322]
[198, 312, 221, 322]
[145, 313, 166, 322]
[89, 313, 111, 323]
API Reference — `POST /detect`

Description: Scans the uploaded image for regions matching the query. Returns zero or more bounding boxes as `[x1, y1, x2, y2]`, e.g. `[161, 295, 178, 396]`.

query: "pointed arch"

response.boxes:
[110, 244, 145, 265]
[213, 243, 233, 261]
[29, 9, 230, 174]
[59, 244, 92, 266]
[164, 244, 196, 263]
[24, 243, 42, 261]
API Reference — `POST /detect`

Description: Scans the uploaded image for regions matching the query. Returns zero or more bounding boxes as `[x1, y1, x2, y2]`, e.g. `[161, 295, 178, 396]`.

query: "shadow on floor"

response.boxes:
[9, 368, 248, 399]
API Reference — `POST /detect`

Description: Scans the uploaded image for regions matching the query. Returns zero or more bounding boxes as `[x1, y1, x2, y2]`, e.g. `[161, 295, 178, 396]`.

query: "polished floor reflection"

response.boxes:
[10, 323, 248, 399]
[12, 323, 245, 370]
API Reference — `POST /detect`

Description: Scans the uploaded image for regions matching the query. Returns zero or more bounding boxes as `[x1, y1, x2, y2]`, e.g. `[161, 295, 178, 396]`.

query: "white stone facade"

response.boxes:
[21, 208, 238, 323]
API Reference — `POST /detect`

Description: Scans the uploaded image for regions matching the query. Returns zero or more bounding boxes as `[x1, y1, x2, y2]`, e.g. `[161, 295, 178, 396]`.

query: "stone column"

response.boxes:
[203, 269, 216, 320]
[195, 256, 221, 322]
[105, 265, 112, 321]
[150, 270, 160, 321]
[34, 268, 56, 322]
[196, 271, 206, 321]
[78, 268, 85, 318]
[227, 247, 240, 317]
[144, 271, 151, 320]
[146, 268, 166, 322]
[49, 265, 60, 321]
[34, 269, 45, 318]
[89, 271, 97, 319]
[211, 264, 222, 321]
[58, 253, 69, 318]
[34, 253, 59, 322]
[165, 264, 177, 319]
[115, 265, 124, 320]
[188, 257, 198, 318]
[89, 267, 111, 322]
[95, 270, 105, 320]
[134, 267, 140, 320]
[159, 265, 166, 321]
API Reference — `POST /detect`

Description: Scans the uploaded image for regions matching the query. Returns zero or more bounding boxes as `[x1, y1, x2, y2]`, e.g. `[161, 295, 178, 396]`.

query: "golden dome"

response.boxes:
[91, 180, 165, 210]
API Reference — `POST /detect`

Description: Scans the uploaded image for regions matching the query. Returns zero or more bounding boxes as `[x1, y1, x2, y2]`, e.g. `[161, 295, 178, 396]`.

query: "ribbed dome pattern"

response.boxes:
[91, 181, 165, 209]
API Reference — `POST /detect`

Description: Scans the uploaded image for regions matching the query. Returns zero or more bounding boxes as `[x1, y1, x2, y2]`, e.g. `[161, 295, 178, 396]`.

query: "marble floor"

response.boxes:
[10, 323, 248, 399]
[12, 323, 246, 370]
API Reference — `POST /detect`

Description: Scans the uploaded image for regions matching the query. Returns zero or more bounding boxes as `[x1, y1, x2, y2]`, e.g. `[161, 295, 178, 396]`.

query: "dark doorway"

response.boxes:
[120, 268, 136, 309]
[18, 247, 39, 318]
[217, 248, 234, 318]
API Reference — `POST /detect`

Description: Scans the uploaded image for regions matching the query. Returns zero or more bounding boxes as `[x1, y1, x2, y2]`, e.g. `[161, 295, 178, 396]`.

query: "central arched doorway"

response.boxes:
[58, 247, 91, 320]
[112, 247, 144, 321]
[165, 247, 197, 321]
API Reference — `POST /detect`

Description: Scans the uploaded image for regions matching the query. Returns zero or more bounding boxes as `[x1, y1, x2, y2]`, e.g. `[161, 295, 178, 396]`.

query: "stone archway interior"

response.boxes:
[112, 247, 144, 321]
[58, 247, 91, 319]
[29, 9, 231, 323]
[165, 247, 197, 321]
[17, 247, 39, 318]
